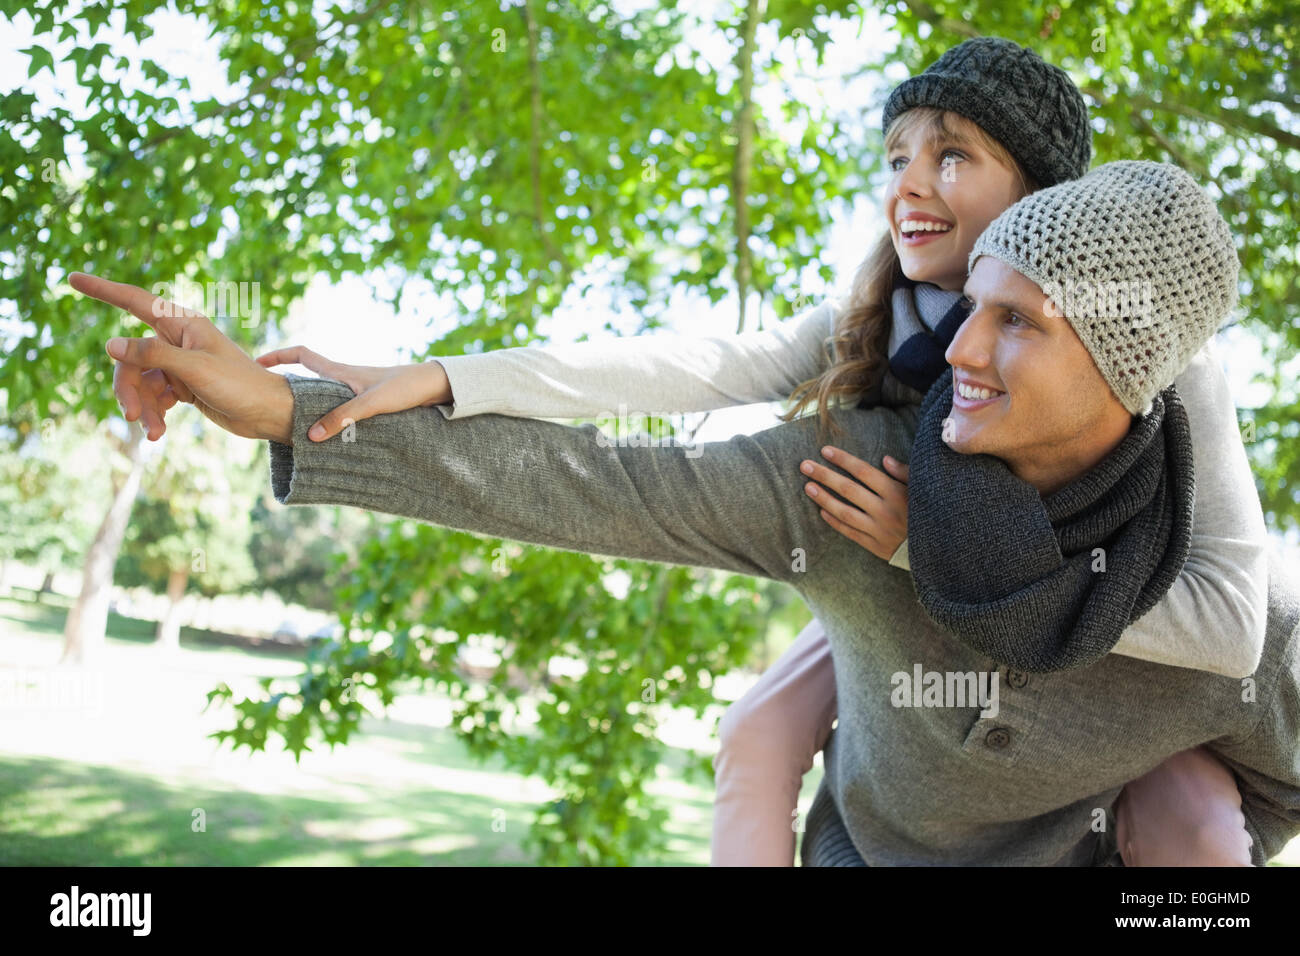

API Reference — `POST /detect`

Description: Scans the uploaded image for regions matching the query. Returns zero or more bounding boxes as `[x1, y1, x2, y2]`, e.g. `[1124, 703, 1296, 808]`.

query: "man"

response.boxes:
[75, 161, 1300, 865]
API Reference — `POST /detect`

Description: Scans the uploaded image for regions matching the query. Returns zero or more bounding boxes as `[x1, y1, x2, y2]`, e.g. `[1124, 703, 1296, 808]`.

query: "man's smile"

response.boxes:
[952, 372, 1007, 408]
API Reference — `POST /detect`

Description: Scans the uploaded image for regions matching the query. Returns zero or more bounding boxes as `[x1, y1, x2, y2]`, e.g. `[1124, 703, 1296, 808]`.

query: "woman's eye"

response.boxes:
[888, 156, 906, 171]
[940, 149, 965, 165]
[959, 295, 974, 311]
[1005, 313, 1027, 328]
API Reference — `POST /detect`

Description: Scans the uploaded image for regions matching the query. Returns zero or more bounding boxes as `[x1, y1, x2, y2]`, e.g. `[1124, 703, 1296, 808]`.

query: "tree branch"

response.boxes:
[521, 0, 570, 275]
[1082, 83, 1300, 152]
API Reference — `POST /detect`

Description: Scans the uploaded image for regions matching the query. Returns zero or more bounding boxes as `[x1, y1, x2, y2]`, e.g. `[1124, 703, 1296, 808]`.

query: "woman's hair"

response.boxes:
[780, 107, 1039, 437]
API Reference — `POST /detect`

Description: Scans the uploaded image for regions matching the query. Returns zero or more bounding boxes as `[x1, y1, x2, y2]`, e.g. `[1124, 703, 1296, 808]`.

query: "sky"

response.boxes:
[3, 2, 1292, 559]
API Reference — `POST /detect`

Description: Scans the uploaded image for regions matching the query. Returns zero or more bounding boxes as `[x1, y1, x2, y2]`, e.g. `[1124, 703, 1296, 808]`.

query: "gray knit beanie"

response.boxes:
[968, 160, 1241, 417]
[882, 36, 1091, 188]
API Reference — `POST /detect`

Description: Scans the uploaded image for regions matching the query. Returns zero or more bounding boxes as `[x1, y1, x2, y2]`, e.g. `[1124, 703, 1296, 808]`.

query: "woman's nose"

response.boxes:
[895, 161, 934, 199]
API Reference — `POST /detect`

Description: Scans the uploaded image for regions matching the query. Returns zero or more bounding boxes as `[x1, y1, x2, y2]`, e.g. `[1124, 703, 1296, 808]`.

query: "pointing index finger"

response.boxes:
[69, 272, 194, 340]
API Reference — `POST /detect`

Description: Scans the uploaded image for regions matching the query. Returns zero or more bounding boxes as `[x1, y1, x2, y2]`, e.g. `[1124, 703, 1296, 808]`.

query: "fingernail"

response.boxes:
[308, 424, 325, 441]
[801, 461, 813, 474]
[107, 338, 125, 359]
[807, 484, 819, 496]
[822, 446, 834, 458]
[884, 455, 894, 465]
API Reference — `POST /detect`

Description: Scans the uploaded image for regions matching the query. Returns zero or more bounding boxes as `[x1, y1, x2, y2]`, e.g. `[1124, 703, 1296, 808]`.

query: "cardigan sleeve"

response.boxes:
[1105, 337, 1268, 679]
[429, 298, 838, 420]
[267, 373, 917, 586]
[1202, 601, 1300, 866]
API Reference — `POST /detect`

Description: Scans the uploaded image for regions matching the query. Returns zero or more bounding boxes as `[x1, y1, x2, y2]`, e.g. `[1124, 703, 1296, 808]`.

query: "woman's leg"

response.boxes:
[1115, 744, 1254, 866]
[711, 616, 837, 866]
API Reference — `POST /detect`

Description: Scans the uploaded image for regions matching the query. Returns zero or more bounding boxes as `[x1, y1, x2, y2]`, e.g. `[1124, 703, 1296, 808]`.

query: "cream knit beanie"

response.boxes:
[968, 160, 1241, 417]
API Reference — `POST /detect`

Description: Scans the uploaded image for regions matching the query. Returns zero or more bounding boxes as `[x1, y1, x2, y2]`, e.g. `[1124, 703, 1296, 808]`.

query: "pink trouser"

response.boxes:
[711, 616, 1252, 866]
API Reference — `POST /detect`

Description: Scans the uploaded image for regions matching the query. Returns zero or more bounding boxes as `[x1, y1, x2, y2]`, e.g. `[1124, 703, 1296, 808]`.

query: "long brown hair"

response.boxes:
[780, 107, 1038, 438]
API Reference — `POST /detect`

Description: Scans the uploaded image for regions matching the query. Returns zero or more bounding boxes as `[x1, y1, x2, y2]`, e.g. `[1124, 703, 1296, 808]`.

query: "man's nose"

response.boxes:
[945, 308, 992, 368]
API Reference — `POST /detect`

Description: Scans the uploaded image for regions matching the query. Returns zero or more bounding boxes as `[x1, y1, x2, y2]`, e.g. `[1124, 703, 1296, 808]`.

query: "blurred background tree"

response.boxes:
[113, 405, 261, 651]
[0, 410, 109, 596]
[1, 0, 1294, 862]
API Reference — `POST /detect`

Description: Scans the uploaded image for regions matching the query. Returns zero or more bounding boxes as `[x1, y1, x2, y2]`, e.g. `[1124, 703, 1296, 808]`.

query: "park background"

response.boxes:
[1, 0, 1296, 864]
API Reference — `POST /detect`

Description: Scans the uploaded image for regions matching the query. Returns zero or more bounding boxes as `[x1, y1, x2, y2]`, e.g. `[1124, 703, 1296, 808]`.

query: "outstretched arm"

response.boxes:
[69, 270, 909, 584]
[267, 373, 917, 586]
[430, 299, 837, 420]
[258, 300, 839, 442]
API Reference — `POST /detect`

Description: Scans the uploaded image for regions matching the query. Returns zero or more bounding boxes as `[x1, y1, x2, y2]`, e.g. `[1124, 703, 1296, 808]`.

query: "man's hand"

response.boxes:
[70, 272, 295, 444]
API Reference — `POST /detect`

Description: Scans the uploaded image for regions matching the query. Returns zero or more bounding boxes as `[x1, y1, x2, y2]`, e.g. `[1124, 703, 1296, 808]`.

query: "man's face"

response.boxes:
[943, 256, 1134, 495]
[884, 112, 1027, 292]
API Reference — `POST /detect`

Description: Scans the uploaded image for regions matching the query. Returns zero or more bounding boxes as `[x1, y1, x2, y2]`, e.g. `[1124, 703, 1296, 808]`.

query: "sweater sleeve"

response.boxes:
[1202, 601, 1300, 866]
[429, 298, 838, 420]
[267, 373, 916, 586]
[1107, 338, 1268, 679]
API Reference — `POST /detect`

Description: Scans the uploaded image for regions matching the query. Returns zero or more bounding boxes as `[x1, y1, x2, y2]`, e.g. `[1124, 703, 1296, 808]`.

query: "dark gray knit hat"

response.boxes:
[882, 36, 1091, 188]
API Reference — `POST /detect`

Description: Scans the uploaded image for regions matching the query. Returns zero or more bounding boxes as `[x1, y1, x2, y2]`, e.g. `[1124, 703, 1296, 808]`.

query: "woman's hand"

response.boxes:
[1115, 745, 1253, 866]
[71, 271, 295, 443]
[799, 446, 910, 561]
[255, 347, 452, 442]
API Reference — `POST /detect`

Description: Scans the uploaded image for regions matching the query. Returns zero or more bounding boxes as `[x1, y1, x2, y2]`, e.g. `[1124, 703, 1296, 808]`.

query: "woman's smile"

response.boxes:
[899, 227, 953, 247]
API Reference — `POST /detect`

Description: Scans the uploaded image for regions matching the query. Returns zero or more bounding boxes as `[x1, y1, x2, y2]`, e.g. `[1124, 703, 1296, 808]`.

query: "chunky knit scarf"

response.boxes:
[906, 363, 1197, 673]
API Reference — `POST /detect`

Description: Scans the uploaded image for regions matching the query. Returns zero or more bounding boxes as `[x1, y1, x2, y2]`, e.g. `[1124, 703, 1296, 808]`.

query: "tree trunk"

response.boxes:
[61, 426, 148, 665]
[731, 0, 765, 334]
[155, 566, 190, 653]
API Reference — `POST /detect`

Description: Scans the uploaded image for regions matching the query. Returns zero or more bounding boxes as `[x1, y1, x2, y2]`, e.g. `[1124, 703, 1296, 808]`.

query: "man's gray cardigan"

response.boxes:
[268, 373, 1300, 866]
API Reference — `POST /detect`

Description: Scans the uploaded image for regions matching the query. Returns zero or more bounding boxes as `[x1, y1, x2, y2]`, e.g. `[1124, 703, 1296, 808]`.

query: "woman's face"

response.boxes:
[884, 113, 1027, 291]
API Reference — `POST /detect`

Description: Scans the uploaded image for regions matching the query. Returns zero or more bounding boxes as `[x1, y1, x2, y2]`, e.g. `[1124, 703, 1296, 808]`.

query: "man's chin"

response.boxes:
[941, 407, 990, 455]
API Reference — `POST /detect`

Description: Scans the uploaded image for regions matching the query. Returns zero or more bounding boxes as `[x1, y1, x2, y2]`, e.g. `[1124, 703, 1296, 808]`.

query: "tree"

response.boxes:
[5, 0, 858, 860]
[114, 406, 260, 651]
[246, 490, 375, 612]
[0, 410, 106, 597]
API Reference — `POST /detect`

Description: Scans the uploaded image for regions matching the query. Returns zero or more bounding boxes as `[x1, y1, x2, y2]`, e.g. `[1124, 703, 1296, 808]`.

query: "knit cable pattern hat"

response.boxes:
[968, 159, 1241, 417]
[882, 36, 1092, 188]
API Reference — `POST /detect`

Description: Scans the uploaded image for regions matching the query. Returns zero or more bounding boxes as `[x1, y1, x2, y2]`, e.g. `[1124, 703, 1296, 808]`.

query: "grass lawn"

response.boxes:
[0, 594, 823, 866]
[6, 593, 1293, 866]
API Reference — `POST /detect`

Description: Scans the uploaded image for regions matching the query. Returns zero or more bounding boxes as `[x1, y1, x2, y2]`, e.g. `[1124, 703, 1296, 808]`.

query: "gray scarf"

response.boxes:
[905, 362, 1197, 673]
[884, 273, 972, 393]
